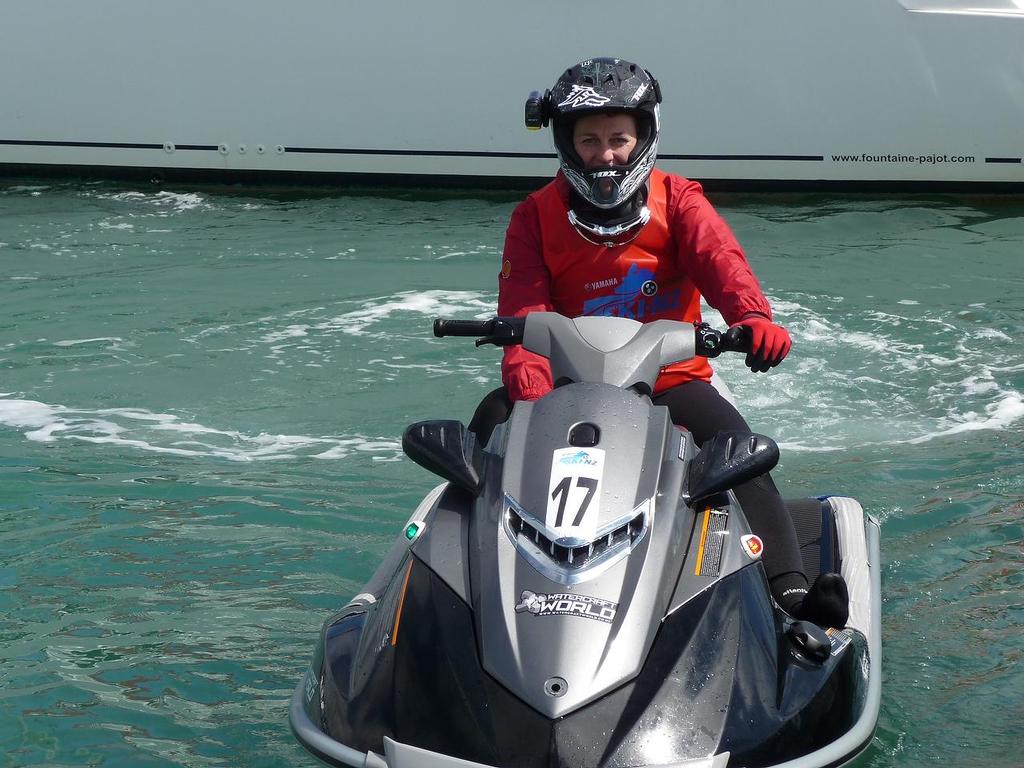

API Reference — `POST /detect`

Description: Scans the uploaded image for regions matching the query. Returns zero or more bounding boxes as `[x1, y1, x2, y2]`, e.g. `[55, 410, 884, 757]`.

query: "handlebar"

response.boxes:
[432, 319, 496, 337]
[434, 316, 752, 356]
[696, 322, 752, 357]
[433, 317, 526, 347]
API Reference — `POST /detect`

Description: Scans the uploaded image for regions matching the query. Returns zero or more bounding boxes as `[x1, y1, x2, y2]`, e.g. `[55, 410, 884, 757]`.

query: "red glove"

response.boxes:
[731, 315, 792, 373]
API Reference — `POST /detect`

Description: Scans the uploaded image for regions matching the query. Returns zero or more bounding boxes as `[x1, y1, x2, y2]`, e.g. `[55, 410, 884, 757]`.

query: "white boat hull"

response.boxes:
[3, 0, 1023, 188]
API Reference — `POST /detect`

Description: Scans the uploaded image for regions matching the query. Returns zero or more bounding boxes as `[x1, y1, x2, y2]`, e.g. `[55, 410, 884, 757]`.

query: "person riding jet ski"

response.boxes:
[470, 56, 848, 628]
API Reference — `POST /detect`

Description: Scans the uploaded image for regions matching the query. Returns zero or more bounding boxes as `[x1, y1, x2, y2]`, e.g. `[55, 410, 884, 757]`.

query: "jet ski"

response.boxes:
[289, 312, 881, 768]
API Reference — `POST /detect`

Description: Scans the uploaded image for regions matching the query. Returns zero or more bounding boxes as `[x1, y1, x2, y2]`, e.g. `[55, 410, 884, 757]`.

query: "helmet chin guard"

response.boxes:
[568, 205, 652, 247]
[566, 181, 653, 247]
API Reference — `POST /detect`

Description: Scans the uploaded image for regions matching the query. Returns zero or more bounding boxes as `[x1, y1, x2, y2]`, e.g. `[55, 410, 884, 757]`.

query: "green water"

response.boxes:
[1, 181, 1022, 767]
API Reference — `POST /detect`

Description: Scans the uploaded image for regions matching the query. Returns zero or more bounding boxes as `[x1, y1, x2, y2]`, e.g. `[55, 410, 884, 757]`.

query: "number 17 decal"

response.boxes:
[550, 476, 598, 526]
[546, 448, 605, 541]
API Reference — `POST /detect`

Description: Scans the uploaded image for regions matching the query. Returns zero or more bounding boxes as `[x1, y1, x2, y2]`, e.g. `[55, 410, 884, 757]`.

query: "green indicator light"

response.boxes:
[405, 523, 421, 541]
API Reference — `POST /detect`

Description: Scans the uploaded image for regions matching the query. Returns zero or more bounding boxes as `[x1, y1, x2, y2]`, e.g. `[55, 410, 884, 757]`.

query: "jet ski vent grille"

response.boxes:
[503, 496, 650, 584]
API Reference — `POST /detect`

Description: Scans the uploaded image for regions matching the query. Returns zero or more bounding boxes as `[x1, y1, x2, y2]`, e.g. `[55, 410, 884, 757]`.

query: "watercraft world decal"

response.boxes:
[583, 264, 680, 320]
[515, 590, 618, 623]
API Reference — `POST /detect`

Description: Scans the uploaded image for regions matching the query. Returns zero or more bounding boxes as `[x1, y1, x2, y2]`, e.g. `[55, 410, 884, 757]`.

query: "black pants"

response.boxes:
[469, 382, 806, 589]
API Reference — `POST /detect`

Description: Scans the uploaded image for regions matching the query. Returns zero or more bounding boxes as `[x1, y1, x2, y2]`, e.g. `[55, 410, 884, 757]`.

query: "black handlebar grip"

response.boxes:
[695, 322, 754, 357]
[721, 324, 753, 353]
[433, 319, 495, 337]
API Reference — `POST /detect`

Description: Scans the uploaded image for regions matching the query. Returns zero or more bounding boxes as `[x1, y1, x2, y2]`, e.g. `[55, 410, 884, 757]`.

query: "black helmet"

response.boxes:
[525, 57, 662, 242]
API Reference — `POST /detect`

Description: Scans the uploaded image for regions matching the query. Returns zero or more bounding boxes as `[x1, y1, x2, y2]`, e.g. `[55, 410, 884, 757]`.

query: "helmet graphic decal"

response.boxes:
[630, 82, 649, 102]
[557, 85, 612, 109]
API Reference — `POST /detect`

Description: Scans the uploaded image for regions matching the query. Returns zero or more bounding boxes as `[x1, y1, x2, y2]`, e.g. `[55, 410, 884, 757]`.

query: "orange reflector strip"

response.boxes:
[695, 507, 712, 576]
[391, 560, 415, 647]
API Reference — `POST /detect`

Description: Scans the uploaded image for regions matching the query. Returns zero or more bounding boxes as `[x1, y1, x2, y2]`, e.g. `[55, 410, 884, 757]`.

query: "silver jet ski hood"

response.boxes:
[473, 382, 687, 718]
[469, 313, 705, 717]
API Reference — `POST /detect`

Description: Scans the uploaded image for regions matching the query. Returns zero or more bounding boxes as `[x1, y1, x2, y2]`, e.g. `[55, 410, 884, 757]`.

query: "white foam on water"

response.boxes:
[152, 191, 211, 212]
[972, 327, 1011, 341]
[718, 295, 1024, 452]
[904, 393, 1024, 444]
[195, 292, 495, 359]
[359, 358, 493, 384]
[53, 337, 124, 348]
[318, 290, 493, 337]
[260, 325, 309, 345]
[775, 440, 846, 454]
[428, 243, 499, 261]
[84, 190, 213, 215]
[0, 398, 403, 463]
[0, 399, 58, 430]
[251, 290, 494, 358]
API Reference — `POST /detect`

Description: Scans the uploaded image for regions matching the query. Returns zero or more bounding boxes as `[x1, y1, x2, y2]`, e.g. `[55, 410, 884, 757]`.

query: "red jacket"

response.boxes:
[499, 168, 773, 401]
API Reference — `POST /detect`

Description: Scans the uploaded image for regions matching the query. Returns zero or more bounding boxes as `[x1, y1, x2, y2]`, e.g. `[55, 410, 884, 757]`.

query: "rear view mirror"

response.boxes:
[687, 430, 779, 504]
[402, 420, 482, 496]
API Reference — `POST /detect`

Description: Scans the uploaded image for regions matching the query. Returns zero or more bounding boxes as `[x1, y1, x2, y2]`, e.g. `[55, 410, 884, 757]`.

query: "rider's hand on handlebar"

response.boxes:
[731, 315, 792, 373]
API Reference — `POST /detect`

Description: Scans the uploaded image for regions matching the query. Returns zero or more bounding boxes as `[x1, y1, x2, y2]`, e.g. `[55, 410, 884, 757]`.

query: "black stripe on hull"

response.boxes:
[2, 162, 1024, 194]
[0, 139, 218, 151]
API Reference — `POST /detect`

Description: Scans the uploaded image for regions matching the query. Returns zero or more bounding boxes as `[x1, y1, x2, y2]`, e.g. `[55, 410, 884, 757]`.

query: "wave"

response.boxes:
[708, 296, 1024, 452]
[4, 291, 1018, 460]
[259, 289, 495, 341]
[81, 189, 215, 214]
[903, 393, 1024, 445]
[0, 398, 403, 463]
